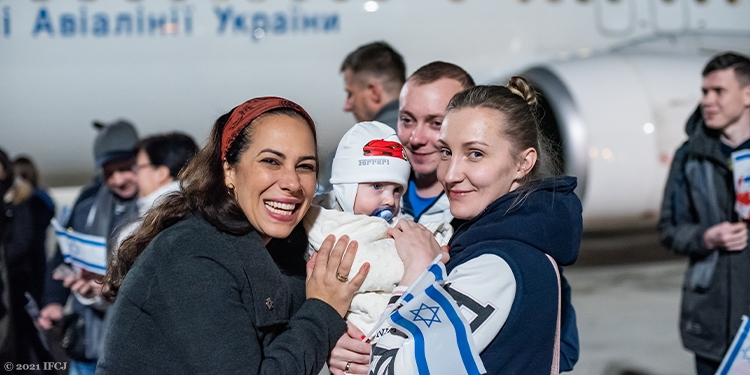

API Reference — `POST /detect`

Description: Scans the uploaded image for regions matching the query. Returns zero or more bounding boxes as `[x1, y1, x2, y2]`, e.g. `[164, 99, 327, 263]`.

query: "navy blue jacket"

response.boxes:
[447, 176, 582, 374]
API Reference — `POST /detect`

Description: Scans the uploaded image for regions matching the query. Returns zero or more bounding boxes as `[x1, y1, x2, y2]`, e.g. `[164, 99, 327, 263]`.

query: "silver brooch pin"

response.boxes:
[265, 298, 274, 310]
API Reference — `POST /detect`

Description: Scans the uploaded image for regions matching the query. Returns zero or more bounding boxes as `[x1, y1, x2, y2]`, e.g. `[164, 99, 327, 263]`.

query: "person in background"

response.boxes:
[341, 41, 406, 130]
[0, 148, 12, 364]
[319, 42, 407, 194]
[12, 156, 55, 300]
[12, 156, 55, 225]
[658, 52, 750, 374]
[0, 148, 56, 372]
[37, 120, 139, 375]
[115, 132, 198, 245]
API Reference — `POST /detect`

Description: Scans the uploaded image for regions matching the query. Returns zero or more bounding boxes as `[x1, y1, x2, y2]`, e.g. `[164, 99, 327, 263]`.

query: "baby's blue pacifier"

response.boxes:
[370, 205, 395, 223]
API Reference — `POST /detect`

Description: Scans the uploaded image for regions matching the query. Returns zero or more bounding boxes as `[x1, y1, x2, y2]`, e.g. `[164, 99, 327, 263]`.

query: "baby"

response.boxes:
[303, 121, 451, 333]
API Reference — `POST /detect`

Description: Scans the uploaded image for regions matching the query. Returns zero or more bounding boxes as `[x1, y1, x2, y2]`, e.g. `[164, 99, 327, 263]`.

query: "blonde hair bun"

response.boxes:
[507, 76, 538, 106]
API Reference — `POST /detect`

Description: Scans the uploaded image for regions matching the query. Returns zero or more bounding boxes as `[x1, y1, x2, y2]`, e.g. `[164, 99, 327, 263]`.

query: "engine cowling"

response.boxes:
[518, 54, 707, 230]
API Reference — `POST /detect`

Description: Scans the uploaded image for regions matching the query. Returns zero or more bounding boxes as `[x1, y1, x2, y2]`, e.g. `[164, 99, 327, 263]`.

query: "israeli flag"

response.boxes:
[51, 218, 108, 275]
[379, 258, 486, 375]
[716, 316, 750, 375]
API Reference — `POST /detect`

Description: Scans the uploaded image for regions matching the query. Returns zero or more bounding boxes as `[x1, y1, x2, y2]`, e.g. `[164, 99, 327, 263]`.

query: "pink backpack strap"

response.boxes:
[546, 254, 561, 375]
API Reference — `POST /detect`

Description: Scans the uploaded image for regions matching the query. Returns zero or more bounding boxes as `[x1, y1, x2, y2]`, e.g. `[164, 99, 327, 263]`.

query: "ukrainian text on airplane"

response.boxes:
[0, 5, 340, 40]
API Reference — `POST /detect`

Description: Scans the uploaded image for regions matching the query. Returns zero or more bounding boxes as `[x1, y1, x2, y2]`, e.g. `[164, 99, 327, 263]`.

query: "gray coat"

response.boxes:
[97, 214, 346, 374]
[658, 111, 750, 361]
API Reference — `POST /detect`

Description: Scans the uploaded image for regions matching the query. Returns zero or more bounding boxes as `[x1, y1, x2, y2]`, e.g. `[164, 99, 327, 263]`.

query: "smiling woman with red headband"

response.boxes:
[98, 97, 369, 374]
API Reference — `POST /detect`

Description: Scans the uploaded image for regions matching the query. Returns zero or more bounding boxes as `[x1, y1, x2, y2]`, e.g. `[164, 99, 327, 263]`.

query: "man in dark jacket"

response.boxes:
[658, 52, 750, 374]
[37, 120, 139, 375]
[340, 41, 405, 130]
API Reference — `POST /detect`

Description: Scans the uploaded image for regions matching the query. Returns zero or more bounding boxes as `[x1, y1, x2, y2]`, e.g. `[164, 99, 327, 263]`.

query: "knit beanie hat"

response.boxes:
[330, 121, 410, 212]
[93, 120, 139, 169]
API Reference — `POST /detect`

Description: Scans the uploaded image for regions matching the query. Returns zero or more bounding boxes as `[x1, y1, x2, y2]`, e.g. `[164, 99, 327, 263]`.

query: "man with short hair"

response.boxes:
[37, 120, 139, 375]
[397, 61, 474, 224]
[341, 41, 406, 130]
[658, 52, 750, 374]
[320, 42, 407, 192]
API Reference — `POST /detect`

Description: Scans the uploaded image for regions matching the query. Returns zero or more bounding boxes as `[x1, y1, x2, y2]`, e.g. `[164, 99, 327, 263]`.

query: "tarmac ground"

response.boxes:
[567, 229, 694, 375]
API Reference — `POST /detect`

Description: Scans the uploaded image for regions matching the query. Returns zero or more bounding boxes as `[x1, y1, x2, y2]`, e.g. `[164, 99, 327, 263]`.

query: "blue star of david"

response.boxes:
[410, 303, 441, 328]
[741, 345, 750, 362]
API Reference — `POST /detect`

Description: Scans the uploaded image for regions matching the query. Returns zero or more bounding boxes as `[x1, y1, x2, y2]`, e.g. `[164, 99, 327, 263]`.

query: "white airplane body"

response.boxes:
[1, 0, 749, 229]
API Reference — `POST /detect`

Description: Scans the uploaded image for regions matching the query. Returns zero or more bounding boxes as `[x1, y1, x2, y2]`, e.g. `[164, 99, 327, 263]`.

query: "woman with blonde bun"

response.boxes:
[366, 78, 582, 374]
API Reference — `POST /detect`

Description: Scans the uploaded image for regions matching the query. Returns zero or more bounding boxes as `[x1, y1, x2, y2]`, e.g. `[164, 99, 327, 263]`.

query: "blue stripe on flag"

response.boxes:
[55, 230, 107, 246]
[404, 293, 413, 303]
[425, 285, 482, 375]
[392, 310, 430, 375]
[719, 319, 750, 375]
[61, 254, 107, 272]
[427, 263, 444, 281]
[735, 154, 750, 161]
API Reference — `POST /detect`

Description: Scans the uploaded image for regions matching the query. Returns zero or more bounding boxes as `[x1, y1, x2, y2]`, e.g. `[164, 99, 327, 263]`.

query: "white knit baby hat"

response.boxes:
[329, 121, 411, 212]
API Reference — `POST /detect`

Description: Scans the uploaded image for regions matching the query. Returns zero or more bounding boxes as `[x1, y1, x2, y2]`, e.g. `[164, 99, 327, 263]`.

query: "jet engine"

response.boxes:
[517, 54, 707, 230]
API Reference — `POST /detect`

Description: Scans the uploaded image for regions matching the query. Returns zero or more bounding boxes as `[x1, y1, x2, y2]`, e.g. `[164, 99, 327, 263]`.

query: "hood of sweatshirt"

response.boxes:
[448, 175, 582, 266]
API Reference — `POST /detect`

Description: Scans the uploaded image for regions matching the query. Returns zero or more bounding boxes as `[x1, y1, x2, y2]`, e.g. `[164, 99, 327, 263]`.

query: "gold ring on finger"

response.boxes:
[335, 271, 348, 283]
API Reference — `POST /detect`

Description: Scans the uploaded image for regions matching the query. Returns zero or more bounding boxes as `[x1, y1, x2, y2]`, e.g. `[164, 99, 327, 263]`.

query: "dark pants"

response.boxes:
[695, 355, 720, 375]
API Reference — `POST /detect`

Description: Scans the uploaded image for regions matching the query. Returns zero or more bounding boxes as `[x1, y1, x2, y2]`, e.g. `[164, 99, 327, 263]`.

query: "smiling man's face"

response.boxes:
[397, 77, 465, 178]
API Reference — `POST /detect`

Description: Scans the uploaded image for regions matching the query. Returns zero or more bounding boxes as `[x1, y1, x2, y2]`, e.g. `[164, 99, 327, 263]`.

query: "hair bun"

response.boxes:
[507, 76, 538, 106]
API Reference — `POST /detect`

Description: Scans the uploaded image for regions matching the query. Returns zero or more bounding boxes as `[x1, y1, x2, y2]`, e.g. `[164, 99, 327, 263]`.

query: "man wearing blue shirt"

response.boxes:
[397, 61, 474, 224]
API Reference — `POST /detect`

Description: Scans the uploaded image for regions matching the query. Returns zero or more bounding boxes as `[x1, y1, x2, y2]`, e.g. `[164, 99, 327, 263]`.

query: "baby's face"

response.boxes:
[353, 182, 404, 219]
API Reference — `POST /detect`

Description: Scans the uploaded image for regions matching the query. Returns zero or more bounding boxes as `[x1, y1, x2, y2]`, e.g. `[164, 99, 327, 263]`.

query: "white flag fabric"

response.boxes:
[375, 259, 486, 375]
[716, 316, 750, 375]
[51, 218, 108, 275]
[731, 150, 750, 220]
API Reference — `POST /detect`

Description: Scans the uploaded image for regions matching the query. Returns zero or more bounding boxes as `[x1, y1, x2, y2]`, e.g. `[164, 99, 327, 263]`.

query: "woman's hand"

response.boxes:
[387, 220, 449, 286]
[306, 235, 370, 317]
[328, 322, 371, 375]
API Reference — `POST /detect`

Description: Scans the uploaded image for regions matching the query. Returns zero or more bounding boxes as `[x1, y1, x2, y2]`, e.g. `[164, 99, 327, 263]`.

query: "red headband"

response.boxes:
[221, 96, 316, 160]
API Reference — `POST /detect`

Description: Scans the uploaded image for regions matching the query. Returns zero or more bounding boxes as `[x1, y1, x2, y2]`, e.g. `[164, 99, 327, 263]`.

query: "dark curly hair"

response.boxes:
[102, 107, 315, 301]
